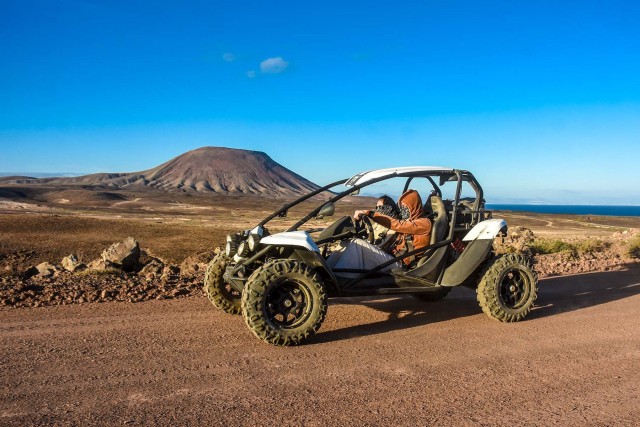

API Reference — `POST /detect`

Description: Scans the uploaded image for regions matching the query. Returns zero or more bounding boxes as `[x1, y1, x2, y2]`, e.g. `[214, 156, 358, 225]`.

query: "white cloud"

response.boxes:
[246, 70, 256, 78]
[222, 52, 236, 62]
[260, 57, 289, 74]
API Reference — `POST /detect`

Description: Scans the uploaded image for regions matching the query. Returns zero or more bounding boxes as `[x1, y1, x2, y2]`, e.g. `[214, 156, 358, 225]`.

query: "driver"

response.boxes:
[326, 189, 432, 277]
[372, 195, 400, 249]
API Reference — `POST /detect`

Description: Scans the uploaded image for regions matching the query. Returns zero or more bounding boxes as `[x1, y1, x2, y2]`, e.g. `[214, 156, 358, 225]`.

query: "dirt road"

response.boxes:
[2, 268, 640, 426]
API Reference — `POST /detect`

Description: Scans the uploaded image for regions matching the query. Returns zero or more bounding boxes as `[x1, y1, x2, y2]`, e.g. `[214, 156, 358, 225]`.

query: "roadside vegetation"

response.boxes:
[627, 235, 640, 258]
[529, 238, 611, 256]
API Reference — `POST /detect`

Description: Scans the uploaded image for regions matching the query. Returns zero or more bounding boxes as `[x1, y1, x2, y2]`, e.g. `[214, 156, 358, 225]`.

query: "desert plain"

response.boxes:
[1, 190, 639, 426]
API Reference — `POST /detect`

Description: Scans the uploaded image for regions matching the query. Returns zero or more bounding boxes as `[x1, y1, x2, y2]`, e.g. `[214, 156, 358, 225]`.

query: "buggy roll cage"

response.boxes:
[258, 169, 486, 232]
[230, 169, 493, 290]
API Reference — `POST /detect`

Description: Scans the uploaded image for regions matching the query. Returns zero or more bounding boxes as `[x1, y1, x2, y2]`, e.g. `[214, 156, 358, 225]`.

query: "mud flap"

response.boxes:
[440, 239, 493, 287]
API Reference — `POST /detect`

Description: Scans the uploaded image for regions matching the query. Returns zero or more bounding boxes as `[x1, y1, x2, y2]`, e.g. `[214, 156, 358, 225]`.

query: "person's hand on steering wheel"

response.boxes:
[353, 210, 369, 220]
[352, 210, 375, 244]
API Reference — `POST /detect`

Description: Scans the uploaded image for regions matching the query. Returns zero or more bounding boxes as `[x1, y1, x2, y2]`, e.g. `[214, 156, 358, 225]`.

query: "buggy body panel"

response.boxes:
[261, 231, 320, 252]
[462, 219, 507, 241]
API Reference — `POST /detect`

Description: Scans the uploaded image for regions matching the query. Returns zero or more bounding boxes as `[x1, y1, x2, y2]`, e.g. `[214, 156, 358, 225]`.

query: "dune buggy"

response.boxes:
[204, 167, 538, 346]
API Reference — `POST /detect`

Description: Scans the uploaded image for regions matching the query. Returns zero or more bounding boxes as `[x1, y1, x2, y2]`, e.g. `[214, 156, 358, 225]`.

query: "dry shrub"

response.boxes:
[530, 239, 576, 255]
[575, 239, 610, 254]
[531, 238, 614, 256]
[627, 235, 640, 258]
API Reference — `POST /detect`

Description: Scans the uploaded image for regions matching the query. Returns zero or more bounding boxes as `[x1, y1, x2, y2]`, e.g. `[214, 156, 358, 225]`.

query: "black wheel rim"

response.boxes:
[498, 268, 531, 310]
[265, 280, 312, 329]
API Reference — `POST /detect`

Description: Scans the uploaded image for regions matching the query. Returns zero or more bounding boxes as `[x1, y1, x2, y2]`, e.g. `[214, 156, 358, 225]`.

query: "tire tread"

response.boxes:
[476, 253, 538, 322]
[241, 260, 327, 346]
[204, 253, 242, 315]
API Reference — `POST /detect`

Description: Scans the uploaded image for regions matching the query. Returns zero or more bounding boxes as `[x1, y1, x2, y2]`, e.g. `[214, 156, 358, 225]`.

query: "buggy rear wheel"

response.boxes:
[242, 260, 327, 346]
[477, 254, 538, 322]
[204, 252, 242, 315]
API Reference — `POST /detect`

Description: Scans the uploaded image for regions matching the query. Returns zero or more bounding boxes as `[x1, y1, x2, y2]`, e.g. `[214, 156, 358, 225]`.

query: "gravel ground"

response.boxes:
[2, 267, 639, 426]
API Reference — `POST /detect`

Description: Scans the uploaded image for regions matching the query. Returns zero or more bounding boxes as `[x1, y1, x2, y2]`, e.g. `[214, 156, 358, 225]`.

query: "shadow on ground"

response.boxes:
[312, 291, 478, 344]
[530, 264, 640, 319]
[313, 265, 640, 344]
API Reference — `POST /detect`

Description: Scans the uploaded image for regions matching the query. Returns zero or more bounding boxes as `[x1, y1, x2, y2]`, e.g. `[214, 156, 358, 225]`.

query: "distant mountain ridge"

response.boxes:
[1, 147, 319, 196]
[0, 173, 84, 178]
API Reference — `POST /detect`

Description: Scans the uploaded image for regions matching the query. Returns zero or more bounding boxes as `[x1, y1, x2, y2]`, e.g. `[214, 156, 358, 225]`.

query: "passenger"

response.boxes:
[326, 189, 432, 277]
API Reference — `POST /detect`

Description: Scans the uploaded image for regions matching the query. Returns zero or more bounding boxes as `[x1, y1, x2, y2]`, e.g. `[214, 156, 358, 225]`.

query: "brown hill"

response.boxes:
[3, 147, 319, 196]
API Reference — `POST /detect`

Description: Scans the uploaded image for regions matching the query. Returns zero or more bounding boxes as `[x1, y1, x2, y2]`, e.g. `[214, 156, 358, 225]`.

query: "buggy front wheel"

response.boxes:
[242, 260, 327, 346]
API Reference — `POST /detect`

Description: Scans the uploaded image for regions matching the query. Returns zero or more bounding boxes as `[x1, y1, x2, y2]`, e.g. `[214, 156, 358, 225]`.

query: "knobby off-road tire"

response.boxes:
[413, 287, 451, 302]
[204, 252, 242, 315]
[242, 260, 327, 346]
[477, 254, 538, 322]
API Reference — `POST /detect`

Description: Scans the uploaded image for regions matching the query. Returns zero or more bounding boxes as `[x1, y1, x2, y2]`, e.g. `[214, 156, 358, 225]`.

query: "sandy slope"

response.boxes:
[2, 268, 639, 426]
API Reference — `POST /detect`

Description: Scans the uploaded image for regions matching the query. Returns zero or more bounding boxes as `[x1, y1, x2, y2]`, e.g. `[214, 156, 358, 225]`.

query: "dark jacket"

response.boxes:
[370, 189, 432, 265]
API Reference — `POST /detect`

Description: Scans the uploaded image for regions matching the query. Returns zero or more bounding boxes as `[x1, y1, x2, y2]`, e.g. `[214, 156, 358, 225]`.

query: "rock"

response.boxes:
[139, 258, 165, 280]
[61, 254, 86, 272]
[101, 237, 140, 272]
[30, 262, 58, 278]
[494, 226, 535, 255]
[509, 226, 535, 244]
[87, 258, 118, 272]
[161, 265, 180, 282]
[179, 252, 211, 279]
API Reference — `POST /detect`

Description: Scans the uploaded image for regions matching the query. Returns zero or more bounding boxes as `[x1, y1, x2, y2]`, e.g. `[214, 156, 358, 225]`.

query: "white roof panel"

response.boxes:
[345, 166, 454, 186]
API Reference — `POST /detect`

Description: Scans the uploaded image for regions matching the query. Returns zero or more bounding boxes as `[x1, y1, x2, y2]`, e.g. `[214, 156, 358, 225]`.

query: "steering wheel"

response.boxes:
[354, 214, 376, 244]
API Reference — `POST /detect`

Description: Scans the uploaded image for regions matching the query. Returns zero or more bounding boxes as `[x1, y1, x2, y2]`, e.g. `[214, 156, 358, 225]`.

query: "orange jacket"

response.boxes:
[370, 189, 432, 264]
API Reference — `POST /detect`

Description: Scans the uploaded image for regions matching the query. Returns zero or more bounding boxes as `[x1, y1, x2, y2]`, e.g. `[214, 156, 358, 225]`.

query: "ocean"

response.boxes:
[486, 204, 640, 217]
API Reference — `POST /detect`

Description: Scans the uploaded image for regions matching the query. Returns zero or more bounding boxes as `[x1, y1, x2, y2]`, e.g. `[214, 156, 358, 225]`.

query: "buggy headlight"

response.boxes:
[225, 240, 237, 257]
[248, 234, 261, 250]
[225, 233, 241, 257]
[237, 240, 251, 257]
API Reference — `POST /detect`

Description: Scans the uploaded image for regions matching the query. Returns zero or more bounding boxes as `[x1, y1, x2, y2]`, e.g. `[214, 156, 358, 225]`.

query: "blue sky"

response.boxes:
[1, 0, 639, 204]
